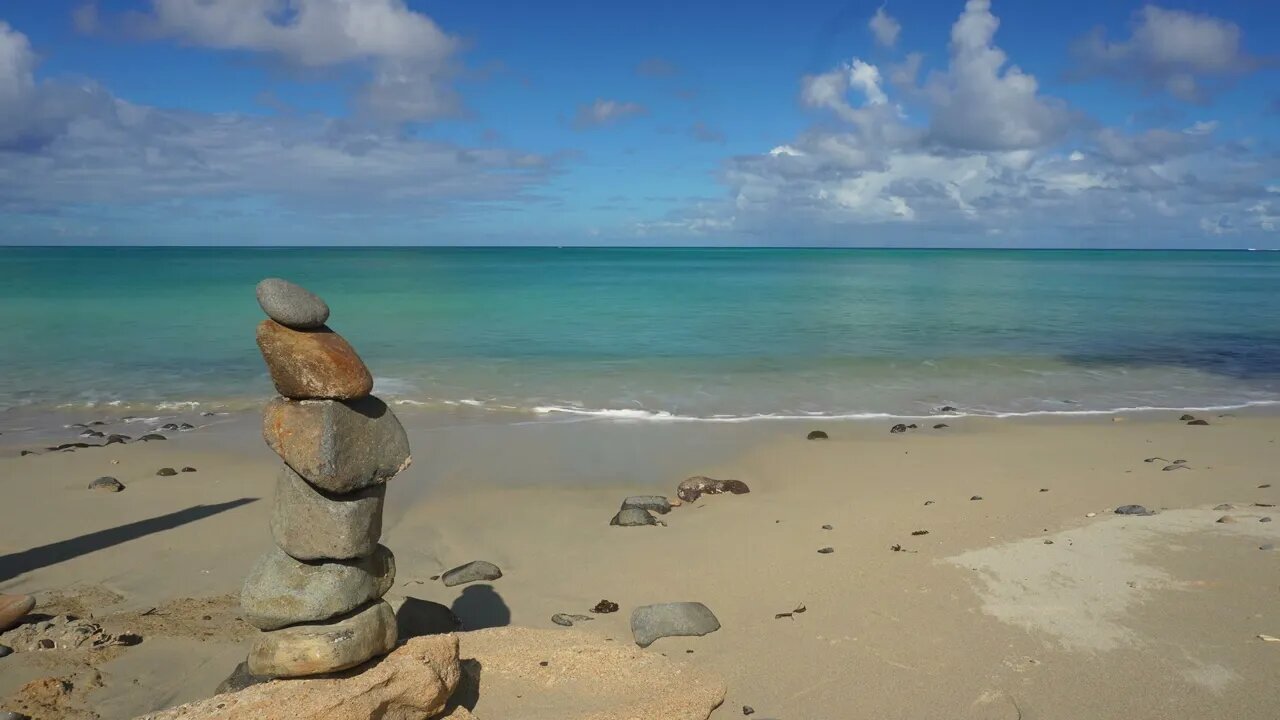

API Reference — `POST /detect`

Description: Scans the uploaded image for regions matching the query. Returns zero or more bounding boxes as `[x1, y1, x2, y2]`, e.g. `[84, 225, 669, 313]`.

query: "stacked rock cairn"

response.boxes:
[240, 278, 412, 678]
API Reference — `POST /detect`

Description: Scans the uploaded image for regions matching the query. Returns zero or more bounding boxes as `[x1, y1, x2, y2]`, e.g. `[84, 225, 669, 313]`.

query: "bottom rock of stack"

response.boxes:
[248, 599, 397, 678]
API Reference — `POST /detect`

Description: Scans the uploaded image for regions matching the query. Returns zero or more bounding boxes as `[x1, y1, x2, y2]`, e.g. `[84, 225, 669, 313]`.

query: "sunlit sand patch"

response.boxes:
[946, 509, 1279, 653]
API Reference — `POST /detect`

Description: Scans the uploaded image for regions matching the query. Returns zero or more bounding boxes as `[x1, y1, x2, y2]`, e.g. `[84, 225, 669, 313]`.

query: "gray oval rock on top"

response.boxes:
[256, 278, 330, 330]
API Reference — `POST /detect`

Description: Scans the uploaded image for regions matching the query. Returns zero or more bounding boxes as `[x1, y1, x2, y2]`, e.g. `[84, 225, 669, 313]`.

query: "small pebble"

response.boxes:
[817, 547, 834, 554]
[743, 707, 755, 716]
[1261, 517, 1272, 523]
[1039, 488, 1049, 493]
[591, 600, 619, 614]
[923, 500, 935, 506]
[910, 530, 929, 536]
[1259, 484, 1271, 489]
[933, 423, 948, 429]
[156, 467, 177, 477]
[181, 466, 197, 473]
[1043, 540, 1054, 545]
[538, 661, 549, 667]
[821, 524, 832, 530]
[970, 495, 983, 501]
[1186, 419, 1209, 426]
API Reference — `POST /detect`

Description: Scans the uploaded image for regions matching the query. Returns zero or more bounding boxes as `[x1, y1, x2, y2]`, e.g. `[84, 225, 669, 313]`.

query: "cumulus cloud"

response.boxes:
[869, 5, 900, 48]
[572, 99, 647, 129]
[122, 0, 461, 122]
[0, 21, 554, 224]
[1070, 5, 1262, 103]
[667, 0, 1279, 246]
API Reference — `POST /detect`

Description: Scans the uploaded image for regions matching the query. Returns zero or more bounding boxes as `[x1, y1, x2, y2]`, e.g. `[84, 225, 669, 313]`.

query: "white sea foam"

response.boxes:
[373, 376, 416, 396]
[156, 401, 201, 410]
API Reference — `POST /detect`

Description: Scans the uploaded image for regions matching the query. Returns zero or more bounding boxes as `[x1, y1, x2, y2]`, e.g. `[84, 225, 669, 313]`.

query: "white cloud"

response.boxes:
[676, 0, 1278, 246]
[1071, 5, 1259, 103]
[572, 99, 647, 129]
[0, 22, 554, 220]
[125, 0, 461, 122]
[923, 0, 1071, 151]
[869, 5, 900, 48]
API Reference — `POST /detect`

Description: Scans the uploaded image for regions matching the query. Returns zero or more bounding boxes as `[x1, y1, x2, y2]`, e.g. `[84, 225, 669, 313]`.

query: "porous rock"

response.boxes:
[143, 634, 460, 720]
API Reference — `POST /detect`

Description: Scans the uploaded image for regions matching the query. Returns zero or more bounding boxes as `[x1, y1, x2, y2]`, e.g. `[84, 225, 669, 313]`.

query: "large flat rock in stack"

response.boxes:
[241, 545, 395, 630]
[136, 634, 460, 720]
[263, 396, 411, 494]
[256, 319, 373, 400]
[248, 600, 397, 678]
[271, 465, 384, 561]
[451, 626, 726, 720]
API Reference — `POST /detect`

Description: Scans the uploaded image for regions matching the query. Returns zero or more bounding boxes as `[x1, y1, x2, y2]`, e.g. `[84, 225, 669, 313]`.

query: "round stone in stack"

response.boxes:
[271, 465, 385, 561]
[241, 545, 396, 631]
[256, 320, 373, 400]
[247, 599, 398, 677]
[263, 395, 411, 495]
[256, 278, 330, 330]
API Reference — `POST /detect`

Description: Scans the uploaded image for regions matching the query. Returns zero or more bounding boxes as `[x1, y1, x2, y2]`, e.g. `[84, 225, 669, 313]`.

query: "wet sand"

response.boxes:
[1, 411, 1278, 719]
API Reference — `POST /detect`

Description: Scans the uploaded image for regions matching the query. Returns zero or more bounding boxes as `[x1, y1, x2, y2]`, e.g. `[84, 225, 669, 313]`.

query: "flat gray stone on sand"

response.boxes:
[441, 560, 503, 587]
[611, 507, 658, 526]
[621, 496, 672, 515]
[263, 396, 411, 495]
[631, 602, 721, 648]
[256, 278, 330, 329]
[1114, 505, 1154, 516]
[271, 465, 385, 561]
[88, 476, 124, 492]
[551, 613, 594, 627]
[241, 545, 395, 631]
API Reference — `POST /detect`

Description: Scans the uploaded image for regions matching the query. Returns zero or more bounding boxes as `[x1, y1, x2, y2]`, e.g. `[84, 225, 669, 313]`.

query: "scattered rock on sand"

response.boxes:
[933, 423, 949, 429]
[181, 466, 197, 473]
[1216, 515, 1237, 524]
[137, 433, 166, 441]
[821, 524, 833, 530]
[248, 600, 397, 677]
[441, 560, 503, 587]
[806, 430, 828, 440]
[87, 476, 124, 492]
[256, 278, 332, 330]
[621, 495, 672, 515]
[1115, 505, 1154, 516]
[675, 476, 750, 503]
[271, 465, 385, 561]
[817, 547, 834, 554]
[551, 613, 594, 627]
[611, 507, 658, 527]
[970, 495, 983, 501]
[631, 602, 721, 648]
[105, 434, 129, 445]
[1186, 419, 1209, 426]
[256, 320, 374, 400]
[890, 423, 908, 434]
[0, 594, 35, 632]
[156, 467, 178, 477]
[240, 545, 396, 631]
[1261, 517, 1272, 523]
[147, 634, 459, 720]
[0, 613, 138, 650]
[591, 600, 620, 614]
[937, 406, 958, 413]
[262, 395, 411, 494]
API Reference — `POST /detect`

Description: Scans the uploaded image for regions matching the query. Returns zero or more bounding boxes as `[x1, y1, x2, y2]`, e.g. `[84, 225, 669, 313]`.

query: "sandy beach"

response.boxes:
[2, 409, 1277, 719]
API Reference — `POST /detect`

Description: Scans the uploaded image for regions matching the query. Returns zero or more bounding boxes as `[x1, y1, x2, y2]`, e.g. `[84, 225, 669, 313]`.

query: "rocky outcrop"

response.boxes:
[139, 635, 460, 720]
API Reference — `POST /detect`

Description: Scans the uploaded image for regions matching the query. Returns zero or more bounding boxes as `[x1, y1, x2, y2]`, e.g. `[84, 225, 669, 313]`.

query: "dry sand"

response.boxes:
[1, 411, 1278, 719]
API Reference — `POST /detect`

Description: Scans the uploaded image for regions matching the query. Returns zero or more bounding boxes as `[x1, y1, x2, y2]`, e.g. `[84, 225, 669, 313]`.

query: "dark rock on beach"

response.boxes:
[441, 560, 503, 587]
[621, 496, 672, 515]
[1179, 414, 1196, 421]
[890, 423, 908, 434]
[676, 476, 750, 503]
[137, 434, 166, 441]
[933, 423, 949, 429]
[88, 477, 124, 492]
[256, 278, 331, 330]
[178, 422, 195, 430]
[105, 434, 130, 445]
[611, 507, 658, 526]
[550, 613, 594, 627]
[79, 430, 104, 438]
[160, 423, 179, 431]
[181, 466, 197, 473]
[156, 467, 178, 477]
[1187, 419, 1209, 426]
[970, 495, 983, 501]
[631, 602, 721, 648]
[1115, 505, 1154, 516]
[806, 430, 828, 440]
[817, 547, 834, 554]
[937, 406, 958, 413]
[591, 600, 619, 614]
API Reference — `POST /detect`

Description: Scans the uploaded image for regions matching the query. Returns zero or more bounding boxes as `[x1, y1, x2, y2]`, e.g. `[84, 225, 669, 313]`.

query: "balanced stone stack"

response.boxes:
[241, 278, 412, 678]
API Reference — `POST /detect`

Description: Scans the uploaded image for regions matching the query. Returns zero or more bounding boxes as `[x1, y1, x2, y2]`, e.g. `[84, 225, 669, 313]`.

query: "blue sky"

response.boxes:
[0, 1, 1277, 247]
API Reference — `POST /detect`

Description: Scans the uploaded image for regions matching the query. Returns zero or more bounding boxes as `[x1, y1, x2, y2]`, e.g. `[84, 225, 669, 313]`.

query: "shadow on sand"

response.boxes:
[450, 584, 511, 631]
[0, 497, 259, 582]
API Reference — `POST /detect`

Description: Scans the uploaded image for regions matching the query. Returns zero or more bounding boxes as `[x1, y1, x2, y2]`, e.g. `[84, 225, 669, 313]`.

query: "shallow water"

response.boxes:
[2, 247, 1278, 422]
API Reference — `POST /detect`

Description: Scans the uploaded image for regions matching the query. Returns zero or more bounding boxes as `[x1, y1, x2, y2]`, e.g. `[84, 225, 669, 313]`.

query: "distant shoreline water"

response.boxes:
[3, 247, 1279, 427]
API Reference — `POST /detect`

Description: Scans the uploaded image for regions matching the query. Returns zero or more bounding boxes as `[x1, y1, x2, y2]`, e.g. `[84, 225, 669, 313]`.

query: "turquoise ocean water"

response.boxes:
[2, 247, 1279, 422]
